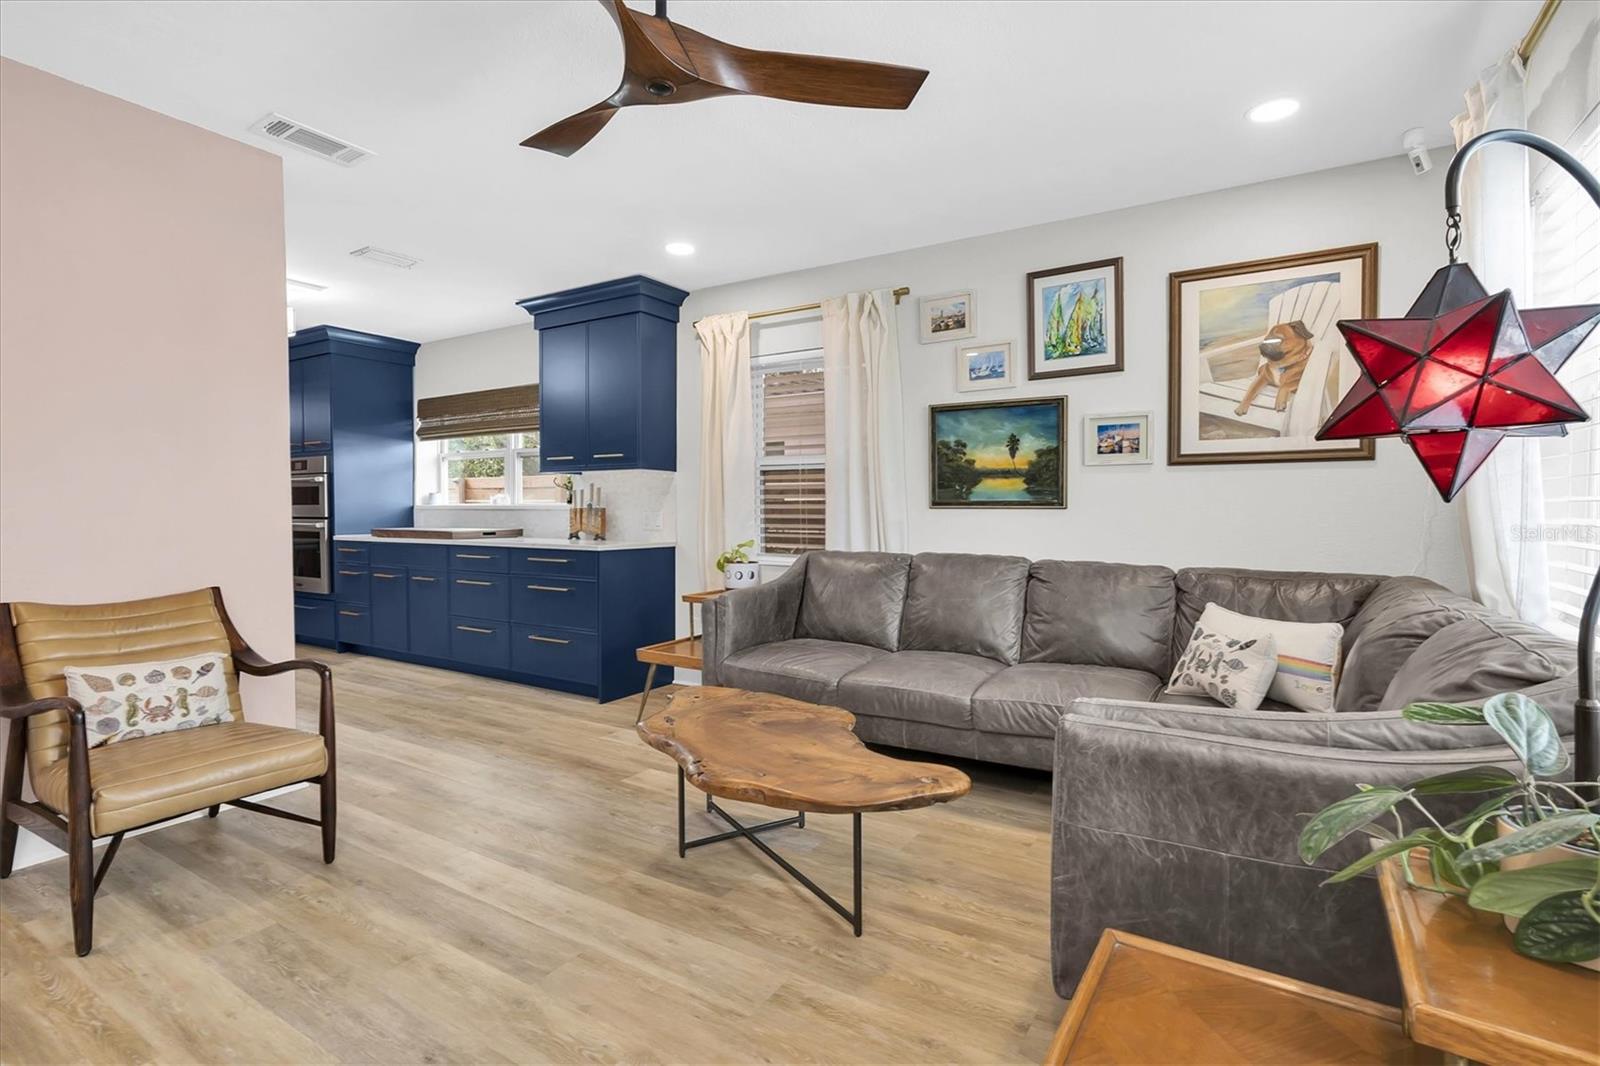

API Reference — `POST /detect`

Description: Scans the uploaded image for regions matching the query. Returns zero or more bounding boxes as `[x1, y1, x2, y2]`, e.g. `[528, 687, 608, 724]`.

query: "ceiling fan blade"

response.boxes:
[673, 25, 928, 109]
[521, 101, 620, 156]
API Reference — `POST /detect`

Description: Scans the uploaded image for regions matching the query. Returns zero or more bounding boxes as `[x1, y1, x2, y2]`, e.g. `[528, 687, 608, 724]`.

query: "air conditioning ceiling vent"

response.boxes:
[250, 113, 372, 166]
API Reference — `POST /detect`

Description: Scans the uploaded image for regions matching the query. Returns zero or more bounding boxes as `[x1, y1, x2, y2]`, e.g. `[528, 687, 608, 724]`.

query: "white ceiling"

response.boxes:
[0, 0, 1535, 343]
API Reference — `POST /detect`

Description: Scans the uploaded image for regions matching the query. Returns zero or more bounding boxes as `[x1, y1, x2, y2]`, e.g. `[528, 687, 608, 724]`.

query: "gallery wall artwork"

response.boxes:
[919, 290, 975, 343]
[930, 396, 1065, 508]
[1168, 243, 1378, 464]
[954, 340, 1015, 392]
[1084, 412, 1152, 465]
[1027, 257, 1123, 380]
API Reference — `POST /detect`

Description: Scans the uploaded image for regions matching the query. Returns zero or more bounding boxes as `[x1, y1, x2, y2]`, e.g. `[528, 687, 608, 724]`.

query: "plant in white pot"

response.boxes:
[716, 540, 759, 589]
[1298, 692, 1599, 968]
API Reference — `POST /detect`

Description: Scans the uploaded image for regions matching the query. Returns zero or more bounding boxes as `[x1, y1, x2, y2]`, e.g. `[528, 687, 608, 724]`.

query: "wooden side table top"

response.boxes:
[636, 686, 971, 815]
[1377, 853, 1599, 1066]
[1044, 930, 1437, 1066]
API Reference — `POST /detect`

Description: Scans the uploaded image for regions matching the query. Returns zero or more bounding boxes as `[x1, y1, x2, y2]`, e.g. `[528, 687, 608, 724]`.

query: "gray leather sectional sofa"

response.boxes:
[702, 550, 1578, 1005]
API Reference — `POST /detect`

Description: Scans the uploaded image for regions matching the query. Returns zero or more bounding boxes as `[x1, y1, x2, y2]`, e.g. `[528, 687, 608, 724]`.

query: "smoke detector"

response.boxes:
[250, 113, 372, 166]
[349, 246, 421, 270]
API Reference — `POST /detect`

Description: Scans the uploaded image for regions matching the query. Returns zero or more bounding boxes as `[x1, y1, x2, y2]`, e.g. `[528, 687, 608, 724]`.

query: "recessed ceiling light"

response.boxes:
[1247, 98, 1300, 124]
[350, 245, 421, 270]
[286, 277, 327, 297]
[664, 241, 695, 256]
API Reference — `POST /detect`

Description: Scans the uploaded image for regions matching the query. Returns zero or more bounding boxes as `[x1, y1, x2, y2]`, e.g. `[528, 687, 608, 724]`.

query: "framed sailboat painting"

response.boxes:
[1027, 257, 1123, 380]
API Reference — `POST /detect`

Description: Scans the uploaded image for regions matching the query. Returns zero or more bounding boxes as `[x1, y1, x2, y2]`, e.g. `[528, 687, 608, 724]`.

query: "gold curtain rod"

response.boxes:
[694, 286, 910, 328]
[1518, 0, 1561, 64]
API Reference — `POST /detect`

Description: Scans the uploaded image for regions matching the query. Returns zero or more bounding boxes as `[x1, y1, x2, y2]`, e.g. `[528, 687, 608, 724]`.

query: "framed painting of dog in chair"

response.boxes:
[1168, 243, 1377, 464]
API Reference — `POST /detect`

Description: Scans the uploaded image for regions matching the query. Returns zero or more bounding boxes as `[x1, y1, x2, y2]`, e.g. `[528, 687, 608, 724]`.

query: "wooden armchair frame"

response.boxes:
[0, 587, 336, 956]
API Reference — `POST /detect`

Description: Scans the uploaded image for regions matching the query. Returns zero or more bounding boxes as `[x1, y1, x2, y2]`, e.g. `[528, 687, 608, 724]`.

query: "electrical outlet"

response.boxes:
[643, 514, 663, 532]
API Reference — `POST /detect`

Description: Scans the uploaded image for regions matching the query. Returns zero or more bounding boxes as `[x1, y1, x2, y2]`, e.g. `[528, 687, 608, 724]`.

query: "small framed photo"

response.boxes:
[954, 340, 1015, 392]
[1084, 412, 1153, 465]
[919, 290, 975, 344]
[1027, 257, 1123, 379]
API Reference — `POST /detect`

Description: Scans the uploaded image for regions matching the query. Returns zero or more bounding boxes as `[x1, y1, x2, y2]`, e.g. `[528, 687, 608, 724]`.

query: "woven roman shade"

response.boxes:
[416, 385, 539, 440]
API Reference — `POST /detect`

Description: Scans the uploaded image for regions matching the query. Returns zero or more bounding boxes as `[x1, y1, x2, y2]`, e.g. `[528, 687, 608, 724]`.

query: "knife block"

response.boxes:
[568, 505, 607, 542]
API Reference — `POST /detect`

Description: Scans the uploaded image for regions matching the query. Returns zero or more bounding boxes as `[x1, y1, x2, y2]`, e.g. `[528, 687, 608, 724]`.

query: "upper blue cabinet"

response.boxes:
[516, 276, 688, 473]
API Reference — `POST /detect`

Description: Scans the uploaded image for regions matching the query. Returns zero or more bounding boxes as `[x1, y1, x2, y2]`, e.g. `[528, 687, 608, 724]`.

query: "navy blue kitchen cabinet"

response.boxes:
[330, 539, 674, 702]
[290, 326, 418, 647]
[517, 276, 687, 473]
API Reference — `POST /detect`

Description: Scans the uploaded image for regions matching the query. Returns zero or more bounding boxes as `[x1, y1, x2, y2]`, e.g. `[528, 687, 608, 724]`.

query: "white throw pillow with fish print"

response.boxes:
[1167, 626, 1278, 710]
[63, 653, 232, 748]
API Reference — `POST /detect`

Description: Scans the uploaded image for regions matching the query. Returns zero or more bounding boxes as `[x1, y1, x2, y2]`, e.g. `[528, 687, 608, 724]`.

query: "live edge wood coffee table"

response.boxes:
[636, 686, 971, 935]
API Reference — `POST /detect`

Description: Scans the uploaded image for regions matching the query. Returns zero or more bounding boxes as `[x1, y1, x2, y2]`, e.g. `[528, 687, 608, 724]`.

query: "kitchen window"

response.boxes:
[752, 346, 826, 559]
[439, 432, 565, 505]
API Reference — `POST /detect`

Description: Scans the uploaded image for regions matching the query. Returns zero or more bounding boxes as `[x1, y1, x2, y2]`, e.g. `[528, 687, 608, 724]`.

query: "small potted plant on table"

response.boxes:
[1299, 693, 1599, 968]
[716, 540, 759, 589]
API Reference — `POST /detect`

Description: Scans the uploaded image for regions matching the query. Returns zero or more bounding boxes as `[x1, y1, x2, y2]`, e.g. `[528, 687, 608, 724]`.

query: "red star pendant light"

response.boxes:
[1315, 260, 1600, 500]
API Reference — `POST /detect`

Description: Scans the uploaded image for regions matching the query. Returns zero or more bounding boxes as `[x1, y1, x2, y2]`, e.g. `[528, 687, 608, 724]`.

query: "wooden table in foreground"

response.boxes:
[636, 686, 971, 935]
[1377, 852, 1600, 1066]
[1043, 929, 1438, 1066]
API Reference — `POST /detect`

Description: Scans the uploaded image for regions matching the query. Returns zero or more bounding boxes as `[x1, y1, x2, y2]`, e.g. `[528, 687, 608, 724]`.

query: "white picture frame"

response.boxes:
[919, 289, 975, 344]
[954, 340, 1015, 392]
[1083, 411, 1153, 465]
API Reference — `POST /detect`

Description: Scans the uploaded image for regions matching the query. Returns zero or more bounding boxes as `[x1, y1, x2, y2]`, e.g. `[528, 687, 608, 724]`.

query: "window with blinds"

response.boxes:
[753, 352, 826, 557]
[1533, 107, 1600, 638]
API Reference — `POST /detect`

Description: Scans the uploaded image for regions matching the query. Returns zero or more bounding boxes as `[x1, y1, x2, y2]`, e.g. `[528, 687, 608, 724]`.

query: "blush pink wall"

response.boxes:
[0, 58, 294, 739]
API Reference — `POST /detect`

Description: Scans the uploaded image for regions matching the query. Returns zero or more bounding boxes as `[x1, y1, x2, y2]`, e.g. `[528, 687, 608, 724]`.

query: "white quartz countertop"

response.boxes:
[333, 533, 674, 553]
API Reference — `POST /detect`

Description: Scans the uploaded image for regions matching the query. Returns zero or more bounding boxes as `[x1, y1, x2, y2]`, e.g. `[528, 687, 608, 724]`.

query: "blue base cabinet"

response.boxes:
[329, 540, 674, 702]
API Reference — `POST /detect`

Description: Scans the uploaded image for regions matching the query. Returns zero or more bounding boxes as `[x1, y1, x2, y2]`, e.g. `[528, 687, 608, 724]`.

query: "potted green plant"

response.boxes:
[1298, 692, 1599, 968]
[716, 540, 758, 589]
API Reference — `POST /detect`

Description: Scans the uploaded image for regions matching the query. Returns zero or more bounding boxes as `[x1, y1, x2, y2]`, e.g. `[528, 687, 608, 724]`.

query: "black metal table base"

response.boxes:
[677, 767, 863, 936]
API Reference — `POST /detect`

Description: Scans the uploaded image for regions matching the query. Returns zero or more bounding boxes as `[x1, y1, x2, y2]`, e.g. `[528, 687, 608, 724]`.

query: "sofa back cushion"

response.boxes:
[1382, 613, 1576, 709]
[1172, 568, 1380, 666]
[794, 551, 911, 651]
[899, 552, 1031, 664]
[1022, 560, 1176, 673]
[1337, 577, 1488, 712]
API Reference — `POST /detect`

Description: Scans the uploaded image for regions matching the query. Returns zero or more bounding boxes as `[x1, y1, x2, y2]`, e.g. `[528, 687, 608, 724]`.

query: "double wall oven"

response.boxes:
[291, 455, 331, 595]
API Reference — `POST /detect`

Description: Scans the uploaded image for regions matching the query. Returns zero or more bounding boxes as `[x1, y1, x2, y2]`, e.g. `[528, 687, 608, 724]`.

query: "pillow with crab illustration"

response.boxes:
[1166, 624, 1278, 710]
[63, 654, 232, 748]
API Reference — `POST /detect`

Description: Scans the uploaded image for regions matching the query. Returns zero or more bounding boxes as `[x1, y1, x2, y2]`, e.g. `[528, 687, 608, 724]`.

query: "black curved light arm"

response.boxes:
[1445, 129, 1600, 790]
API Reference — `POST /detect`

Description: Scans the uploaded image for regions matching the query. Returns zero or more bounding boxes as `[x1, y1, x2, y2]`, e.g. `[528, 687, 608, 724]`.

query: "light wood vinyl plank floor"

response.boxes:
[1, 646, 1063, 1064]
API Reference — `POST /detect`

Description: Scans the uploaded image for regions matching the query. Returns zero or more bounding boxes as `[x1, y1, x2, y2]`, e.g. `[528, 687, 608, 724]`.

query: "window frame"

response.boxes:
[751, 345, 827, 565]
[437, 432, 547, 506]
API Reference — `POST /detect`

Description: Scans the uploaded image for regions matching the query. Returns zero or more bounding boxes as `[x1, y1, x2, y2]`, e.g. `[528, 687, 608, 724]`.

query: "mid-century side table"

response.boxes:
[634, 588, 723, 721]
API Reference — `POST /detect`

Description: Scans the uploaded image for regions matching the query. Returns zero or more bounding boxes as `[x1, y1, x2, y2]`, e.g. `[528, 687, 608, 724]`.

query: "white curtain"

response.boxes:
[695, 313, 756, 587]
[1452, 51, 1551, 626]
[820, 289, 908, 552]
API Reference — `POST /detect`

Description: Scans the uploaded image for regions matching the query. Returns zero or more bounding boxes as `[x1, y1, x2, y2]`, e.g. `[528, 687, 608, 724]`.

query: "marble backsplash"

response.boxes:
[414, 469, 676, 543]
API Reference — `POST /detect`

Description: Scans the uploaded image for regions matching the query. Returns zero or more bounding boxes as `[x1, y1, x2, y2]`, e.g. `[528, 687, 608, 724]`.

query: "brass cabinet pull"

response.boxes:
[456, 625, 494, 635]
[455, 579, 493, 587]
[525, 556, 569, 563]
[410, 576, 437, 582]
[455, 553, 494, 560]
[338, 570, 366, 576]
[338, 610, 363, 618]
[303, 440, 328, 446]
[294, 604, 318, 611]
[545, 455, 575, 461]
[528, 635, 570, 645]
[336, 547, 364, 554]
[527, 584, 571, 593]
[592, 452, 625, 459]
[373, 572, 399, 579]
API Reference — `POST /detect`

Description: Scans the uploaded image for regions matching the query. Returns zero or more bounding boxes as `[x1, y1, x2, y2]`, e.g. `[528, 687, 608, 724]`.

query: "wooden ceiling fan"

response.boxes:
[521, 0, 929, 157]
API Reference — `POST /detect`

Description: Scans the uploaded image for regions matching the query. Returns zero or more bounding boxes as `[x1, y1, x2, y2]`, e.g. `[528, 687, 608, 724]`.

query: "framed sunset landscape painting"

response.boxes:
[1027, 257, 1123, 379]
[930, 396, 1065, 508]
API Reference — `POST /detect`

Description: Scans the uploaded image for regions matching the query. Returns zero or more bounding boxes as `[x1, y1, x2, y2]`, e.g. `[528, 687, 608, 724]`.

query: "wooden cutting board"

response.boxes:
[369, 527, 524, 539]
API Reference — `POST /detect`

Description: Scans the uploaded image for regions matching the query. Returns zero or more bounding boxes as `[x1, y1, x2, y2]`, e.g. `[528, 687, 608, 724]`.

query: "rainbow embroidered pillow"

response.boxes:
[1190, 603, 1344, 713]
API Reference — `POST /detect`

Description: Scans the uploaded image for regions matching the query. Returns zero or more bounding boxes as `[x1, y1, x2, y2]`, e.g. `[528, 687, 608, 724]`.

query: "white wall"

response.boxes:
[674, 151, 1469, 622]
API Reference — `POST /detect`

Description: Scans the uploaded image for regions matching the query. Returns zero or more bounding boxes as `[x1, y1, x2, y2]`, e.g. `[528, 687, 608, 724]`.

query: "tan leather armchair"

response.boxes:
[0, 587, 335, 956]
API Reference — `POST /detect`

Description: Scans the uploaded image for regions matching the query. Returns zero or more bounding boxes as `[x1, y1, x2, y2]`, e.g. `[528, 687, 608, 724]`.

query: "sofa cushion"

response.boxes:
[1172, 567, 1380, 665]
[794, 551, 911, 652]
[899, 552, 1031, 664]
[719, 639, 888, 705]
[1337, 577, 1488, 712]
[973, 663, 1163, 737]
[1022, 560, 1176, 674]
[1382, 614, 1576, 709]
[835, 650, 1006, 729]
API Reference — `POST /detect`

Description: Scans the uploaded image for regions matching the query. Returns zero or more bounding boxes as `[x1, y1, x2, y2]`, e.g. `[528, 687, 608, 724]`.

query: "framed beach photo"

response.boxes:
[930, 396, 1065, 508]
[1083, 412, 1152, 465]
[1027, 257, 1123, 379]
[1168, 243, 1377, 465]
[954, 340, 1015, 392]
[919, 290, 975, 343]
